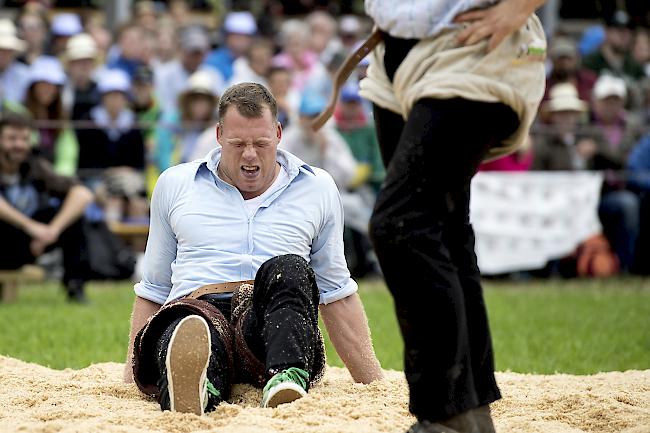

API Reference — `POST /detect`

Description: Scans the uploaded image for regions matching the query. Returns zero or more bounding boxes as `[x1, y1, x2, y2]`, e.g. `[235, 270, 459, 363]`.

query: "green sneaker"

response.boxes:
[261, 367, 309, 408]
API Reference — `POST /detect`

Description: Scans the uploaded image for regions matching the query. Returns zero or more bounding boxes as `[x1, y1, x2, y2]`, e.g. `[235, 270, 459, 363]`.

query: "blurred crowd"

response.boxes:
[0, 1, 649, 280]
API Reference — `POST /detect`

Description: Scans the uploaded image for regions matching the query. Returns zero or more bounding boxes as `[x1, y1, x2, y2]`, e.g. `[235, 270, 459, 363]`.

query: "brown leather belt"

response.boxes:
[186, 280, 255, 299]
[311, 29, 383, 131]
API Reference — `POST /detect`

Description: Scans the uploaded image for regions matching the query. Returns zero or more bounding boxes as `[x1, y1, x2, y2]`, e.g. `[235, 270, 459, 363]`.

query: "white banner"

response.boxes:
[470, 172, 604, 275]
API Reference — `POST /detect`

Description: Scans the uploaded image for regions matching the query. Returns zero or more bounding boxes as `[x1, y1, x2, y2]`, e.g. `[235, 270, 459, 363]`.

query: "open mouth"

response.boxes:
[241, 165, 260, 178]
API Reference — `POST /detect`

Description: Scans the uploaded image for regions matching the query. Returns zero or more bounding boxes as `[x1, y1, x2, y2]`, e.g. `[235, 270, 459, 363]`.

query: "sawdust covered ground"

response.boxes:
[1, 356, 648, 433]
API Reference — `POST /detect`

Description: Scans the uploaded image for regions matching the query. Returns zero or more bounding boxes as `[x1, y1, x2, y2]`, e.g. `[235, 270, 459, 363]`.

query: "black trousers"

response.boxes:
[156, 254, 321, 410]
[369, 33, 519, 422]
[0, 207, 87, 284]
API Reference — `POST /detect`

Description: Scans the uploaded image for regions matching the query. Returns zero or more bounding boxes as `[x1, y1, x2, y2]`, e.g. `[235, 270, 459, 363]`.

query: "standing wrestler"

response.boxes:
[123, 83, 382, 413]
[360, 1, 547, 432]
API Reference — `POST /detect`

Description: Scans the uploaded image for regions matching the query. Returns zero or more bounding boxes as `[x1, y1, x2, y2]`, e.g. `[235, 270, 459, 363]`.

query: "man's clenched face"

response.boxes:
[216, 106, 281, 200]
[0, 125, 31, 169]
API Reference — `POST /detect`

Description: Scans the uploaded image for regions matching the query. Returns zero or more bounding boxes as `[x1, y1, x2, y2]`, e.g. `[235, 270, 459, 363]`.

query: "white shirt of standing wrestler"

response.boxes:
[365, 0, 498, 39]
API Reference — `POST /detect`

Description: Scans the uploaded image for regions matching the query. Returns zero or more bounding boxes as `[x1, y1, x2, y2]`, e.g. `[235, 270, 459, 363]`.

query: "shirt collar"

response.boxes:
[197, 146, 315, 183]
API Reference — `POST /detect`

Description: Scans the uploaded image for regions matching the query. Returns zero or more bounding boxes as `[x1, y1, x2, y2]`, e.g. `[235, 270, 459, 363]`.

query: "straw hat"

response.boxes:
[0, 19, 27, 52]
[184, 70, 216, 96]
[65, 33, 98, 61]
[545, 83, 587, 113]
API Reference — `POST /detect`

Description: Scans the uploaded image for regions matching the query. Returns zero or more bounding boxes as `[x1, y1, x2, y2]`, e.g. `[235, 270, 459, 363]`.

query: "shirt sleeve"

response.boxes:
[310, 171, 358, 304]
[133, 170, 178, 304]
[31, 157, 78, 199]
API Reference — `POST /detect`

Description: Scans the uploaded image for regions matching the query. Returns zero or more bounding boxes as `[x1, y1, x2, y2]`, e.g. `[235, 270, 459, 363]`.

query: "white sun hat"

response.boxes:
[593, 75, 627, 100]
[27, 56, 67, 87]
[97, 69, 131, 94]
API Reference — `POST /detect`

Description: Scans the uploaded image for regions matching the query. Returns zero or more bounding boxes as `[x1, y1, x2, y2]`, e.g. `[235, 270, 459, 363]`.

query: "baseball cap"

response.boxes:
[340, 82, 361, 103]
[97, 69, 131, 94]
[51, 13, 83, 37]
[550, 37, 577, 59]
[180, 26, 210, 52]
[605, 10, 632, 29]
[28, 56, 67, 86]
[223, 11, 257, 35]
[340, 15, 361, 35]
[299, 92, 326, 117]
[593, 75, 627, 100]
[133, 65, 154, 84]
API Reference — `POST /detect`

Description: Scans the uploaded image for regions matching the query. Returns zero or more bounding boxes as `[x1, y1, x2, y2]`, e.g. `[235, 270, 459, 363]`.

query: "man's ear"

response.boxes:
[216, 123, 221, 143]
[276, 121, 282, 141]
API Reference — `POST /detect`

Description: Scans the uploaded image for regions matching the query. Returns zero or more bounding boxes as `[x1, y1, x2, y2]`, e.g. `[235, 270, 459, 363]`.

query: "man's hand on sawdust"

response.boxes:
[454, 0, 540, 52]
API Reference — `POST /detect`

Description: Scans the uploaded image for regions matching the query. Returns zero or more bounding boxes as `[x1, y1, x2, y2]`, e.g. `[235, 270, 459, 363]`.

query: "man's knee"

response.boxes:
[256, 254, 317, 298]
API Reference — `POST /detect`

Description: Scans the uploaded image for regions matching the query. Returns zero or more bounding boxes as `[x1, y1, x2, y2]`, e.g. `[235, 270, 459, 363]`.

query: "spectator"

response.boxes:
[78, 69, 144, 173]
[281, 91, 380, 277]
[544, 37, 597, 104]
[632, 29, 650, 77]
[307, 11, 342, 66]
[228, 38, 273, 87]
[334, 82, 385, 193]
[590, 75, 643, 169]
[205, 11, 257, 82]
[266, 66, 299, 128]
[155, 70, 218, 173]
[16, 11, 49, 65]
[273, 19, 329, 94]
[0, 114, 94, 302]
[0, 19, 30, 105]
[532, 83, 602, 171]
[63, 33, 101, 122]
[582, 10, 645, 81]
[155, 26, 224, 114]
[626, 133, 650, 274]
[339, 15, 364, 54]
[479, 135, 534, 171]
[131, 65, 161, 159]
[134, 1, 159, 34]
[77, 69, 146, 223]
[107, 24, 146, 79]
[280, 91, 357, 189]
[49, 13, 83, 57]
[153, 23, 177, 67]
[24, 56, 79, 175]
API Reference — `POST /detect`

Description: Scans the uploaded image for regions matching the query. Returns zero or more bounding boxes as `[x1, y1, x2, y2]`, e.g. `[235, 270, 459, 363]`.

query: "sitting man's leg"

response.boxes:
[0, 220, 35, 270]
[234, 254, 325, 408]
[132, 299, 234, 415]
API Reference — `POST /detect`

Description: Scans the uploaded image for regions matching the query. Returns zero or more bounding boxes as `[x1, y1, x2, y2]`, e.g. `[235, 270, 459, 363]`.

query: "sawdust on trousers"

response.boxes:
[1, 356, 648, 433]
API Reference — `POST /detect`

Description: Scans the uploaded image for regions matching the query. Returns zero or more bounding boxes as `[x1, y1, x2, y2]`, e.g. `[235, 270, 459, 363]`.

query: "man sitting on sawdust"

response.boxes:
[123, 82, 384, 414]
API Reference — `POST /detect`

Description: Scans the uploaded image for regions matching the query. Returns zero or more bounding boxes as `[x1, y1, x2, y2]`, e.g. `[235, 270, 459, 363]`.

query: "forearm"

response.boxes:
[49, 185, 94, 234]
[0, 195, 38, 231]
[320, 293, 383, 383]
[123, 295, 162, 383]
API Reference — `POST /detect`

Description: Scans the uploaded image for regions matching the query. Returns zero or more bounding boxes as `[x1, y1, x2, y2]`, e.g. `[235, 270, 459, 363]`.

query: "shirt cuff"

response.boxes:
[318, 278, 358, 305]
[134, 281, 170, 305]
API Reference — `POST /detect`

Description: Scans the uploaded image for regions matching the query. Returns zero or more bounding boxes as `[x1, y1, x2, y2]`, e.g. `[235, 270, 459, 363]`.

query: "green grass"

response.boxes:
[1, 279, 648, 374]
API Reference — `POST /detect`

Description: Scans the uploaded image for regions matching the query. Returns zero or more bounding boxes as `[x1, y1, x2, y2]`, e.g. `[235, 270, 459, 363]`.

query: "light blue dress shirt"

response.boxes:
[134, 147, 358, 305]
[365, 0, 497, 39]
